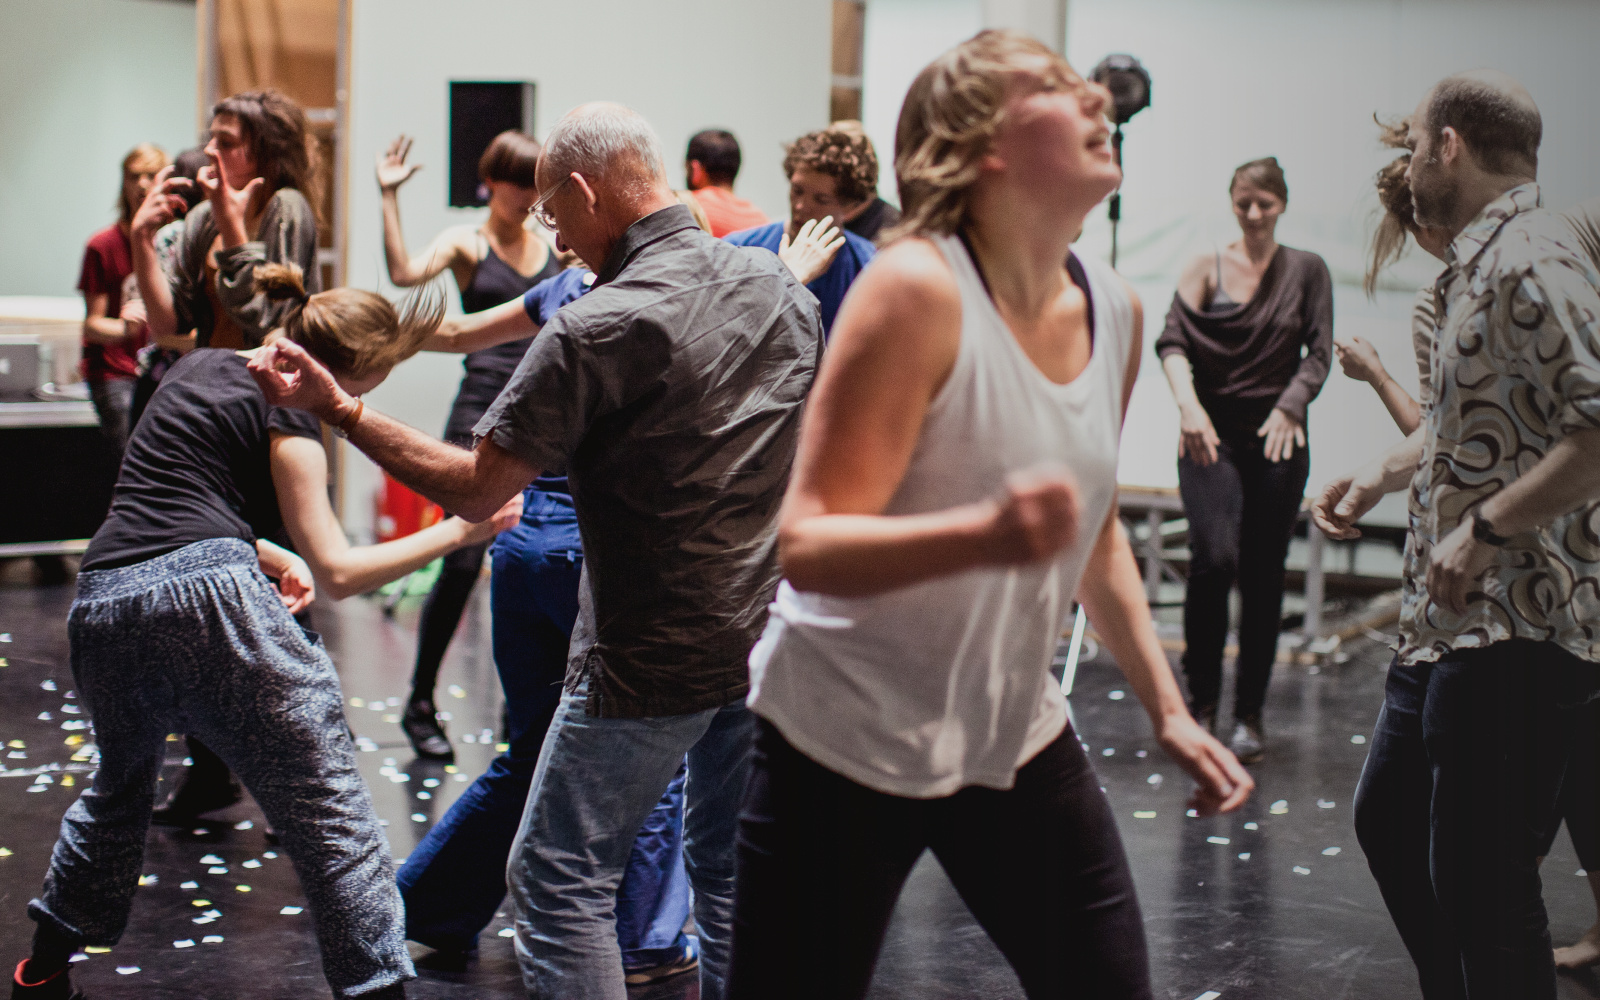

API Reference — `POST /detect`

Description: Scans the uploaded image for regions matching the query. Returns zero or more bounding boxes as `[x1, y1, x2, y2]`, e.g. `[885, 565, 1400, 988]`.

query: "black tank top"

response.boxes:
[444, 235, 563, 444]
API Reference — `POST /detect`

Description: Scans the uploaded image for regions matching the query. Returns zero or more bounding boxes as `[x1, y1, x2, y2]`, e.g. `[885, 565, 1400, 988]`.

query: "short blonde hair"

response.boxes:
[890, 29, 1082, 240]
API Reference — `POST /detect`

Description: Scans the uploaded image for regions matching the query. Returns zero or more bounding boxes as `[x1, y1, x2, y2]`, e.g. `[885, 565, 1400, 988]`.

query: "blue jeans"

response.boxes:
[35, 539, 411, 998]
[509, 680, 754, 1000]
[398, 489, 689, 966]
[1354, 640, 1595, 1000]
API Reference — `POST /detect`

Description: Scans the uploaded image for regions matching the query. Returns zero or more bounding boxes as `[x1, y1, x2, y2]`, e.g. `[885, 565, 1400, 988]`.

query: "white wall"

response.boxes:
[340, 0, 832, 536]
[860, 0, 1600, 521]
[0, 0, 198, 298]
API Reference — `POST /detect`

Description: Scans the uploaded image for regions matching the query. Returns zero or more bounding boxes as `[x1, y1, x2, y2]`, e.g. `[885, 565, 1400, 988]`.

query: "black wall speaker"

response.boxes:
[449, 81, 536, 207]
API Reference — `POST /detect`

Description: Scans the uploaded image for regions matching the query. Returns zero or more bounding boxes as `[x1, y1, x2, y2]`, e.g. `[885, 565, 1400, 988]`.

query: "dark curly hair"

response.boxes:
[783, 125, 878, 205]
[212, 89, 321, 223]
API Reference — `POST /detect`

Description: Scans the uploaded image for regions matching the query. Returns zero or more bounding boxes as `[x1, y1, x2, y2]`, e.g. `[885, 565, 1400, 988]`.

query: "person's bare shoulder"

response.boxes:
[831, 237, 962, 368]
[1174, 252, 1213, 310]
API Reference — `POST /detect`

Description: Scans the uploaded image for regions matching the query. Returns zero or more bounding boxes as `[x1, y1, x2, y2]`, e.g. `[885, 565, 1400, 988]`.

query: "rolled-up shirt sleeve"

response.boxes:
[1503, 259, 1600, 435]
[1272, 256, 1333, 423]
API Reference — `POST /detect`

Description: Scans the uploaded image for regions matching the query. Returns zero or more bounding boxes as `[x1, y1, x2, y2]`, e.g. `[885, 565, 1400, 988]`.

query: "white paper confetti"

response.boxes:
[1147, 774, 1163, 788]
[411, 813, 427, 822]
[417, 791, 432, 800]
[1351, 734, 1367, 744]
[173, 939, 195, 949]
[1207, 836, 1231, 845]
[200, 854, 224, 865]
[280, 906, 304, 915]
[1133, 810, 1157, 819]
[1101, 748, 1115, 756]
[208, 866, 228, 874]
[1243, 822, 1259, 831]
[1317, 799, 1336, 809]
[116, 966, 140, 975]
[1108, 689, 1126, 701]
[499, 927, 516, 938]
[1186, 809, 1199, 818]
[263, 851, 278, 859]
[1237, 853, 1251, 861]
[69, 954, 87, 964]
[349, 698, 365, 708]
[234, 885, 251, 892]
[40, 679, 55, 690]
[1293, 866, 1311, 875]
[202, 935, 224, 944]
[234, 820, 254, 831]
[138, 874, 158, 886]
[449, 685, 466, 698]
[243, 859, 262, 869]
[1269, 800, 1289, 815]
[180, 881, 199, 889]
[1196, 992, 1223, 1000]
[1136, 750, 1148, 758]
[37, 712, 52, 721]
[462, 734, 476, 744]
[423, 778, 441, 788]
[1322, 847, 1342, 856]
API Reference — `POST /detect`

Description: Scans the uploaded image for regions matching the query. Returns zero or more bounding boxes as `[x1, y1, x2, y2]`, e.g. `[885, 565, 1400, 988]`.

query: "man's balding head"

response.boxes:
[538, 102, 670, 202]
[1419, 70, 1541, 177]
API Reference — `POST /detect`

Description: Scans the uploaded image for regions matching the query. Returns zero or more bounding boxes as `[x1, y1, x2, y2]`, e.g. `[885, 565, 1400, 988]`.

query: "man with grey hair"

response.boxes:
[247, 101, 823, 999]
[1314, 71, 1600, 999]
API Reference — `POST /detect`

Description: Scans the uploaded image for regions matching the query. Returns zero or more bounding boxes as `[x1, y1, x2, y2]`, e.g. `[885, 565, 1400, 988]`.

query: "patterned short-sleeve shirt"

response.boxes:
[1398, 184, 1600, 666]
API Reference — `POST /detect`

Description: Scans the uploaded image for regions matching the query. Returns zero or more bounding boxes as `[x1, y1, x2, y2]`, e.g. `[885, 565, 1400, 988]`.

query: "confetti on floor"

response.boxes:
[1351, 734, 1367, 744]
[200, 854, 224, 865]
[173, 939, 195, 949]
[180, 881, 198, 890]
[1322, 847, 1342, 856]
[499, 927, 515, 938]
[192, 899, 211, 907]
[243, 859, 261, 869]
[1243, 822, 1258, 831]
[1195, 992, 1223, 1000]
[1108, 690, 1126, 700]
[138, 874, 157, 886]
[234, 820, 254, 830]
[202, 935, 224, 944]
[1207, 836, 1230, 845]
[411, 813, 427, 822]
[235, 885, 251, 892]
[1293, 866, 1311, 875]
[1317, 799, 1336, 809]
[0, 848, 13, 858]
[116, 966, 140, 975]
[1269, 800, 1289, 815]
[280, 906, 303, 915]
[1101, 748, 1115, 756]
[1237, 853, 1251, 861]
[449, 685, 466, 698]
[1133, 810, 1157, 819]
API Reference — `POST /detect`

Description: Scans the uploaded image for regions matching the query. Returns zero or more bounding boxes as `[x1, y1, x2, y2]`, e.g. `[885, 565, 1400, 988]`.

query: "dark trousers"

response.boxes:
[1353, 641, 1593, 1000]
[728, 720, 1152, 1000]
[88, 377, 134, 460]
[397, 490, 688, 963]
[1548, 699, 1600, 872]
[1177, 433, 1308, 718]
[408, 539, 490, 703]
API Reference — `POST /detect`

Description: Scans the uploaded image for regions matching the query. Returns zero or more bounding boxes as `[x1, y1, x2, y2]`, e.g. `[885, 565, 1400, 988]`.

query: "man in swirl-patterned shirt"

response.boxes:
[1314, 70, 1600, 1000]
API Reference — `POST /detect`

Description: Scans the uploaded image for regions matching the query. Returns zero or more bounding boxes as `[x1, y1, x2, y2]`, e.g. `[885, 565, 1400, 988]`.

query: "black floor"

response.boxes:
[3, 571, 1599, 1000]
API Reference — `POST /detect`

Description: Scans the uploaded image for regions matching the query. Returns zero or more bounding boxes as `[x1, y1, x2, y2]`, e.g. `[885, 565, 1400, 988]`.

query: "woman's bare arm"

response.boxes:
[776, 239, 1080, 597]
[271, 433, 520, 599]
[425, 297, 540, 353]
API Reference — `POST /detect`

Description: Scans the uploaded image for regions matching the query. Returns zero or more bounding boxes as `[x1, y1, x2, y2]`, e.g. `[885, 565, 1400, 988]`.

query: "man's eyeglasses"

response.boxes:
[528, 174, 573, 230]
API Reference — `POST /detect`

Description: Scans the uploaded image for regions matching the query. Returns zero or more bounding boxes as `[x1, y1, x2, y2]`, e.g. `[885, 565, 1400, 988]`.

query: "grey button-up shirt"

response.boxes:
[477, 203, 823, 717]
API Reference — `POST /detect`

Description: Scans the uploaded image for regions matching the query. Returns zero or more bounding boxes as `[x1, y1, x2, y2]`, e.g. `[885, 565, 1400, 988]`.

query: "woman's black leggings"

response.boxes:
[728, 720, 1152, 1000]
[1177, 433, 1309, 719]
[408, 539, 490, 703]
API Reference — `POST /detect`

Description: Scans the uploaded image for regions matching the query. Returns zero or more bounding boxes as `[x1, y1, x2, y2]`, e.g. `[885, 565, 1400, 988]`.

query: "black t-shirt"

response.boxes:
[81, 349, 324, 571]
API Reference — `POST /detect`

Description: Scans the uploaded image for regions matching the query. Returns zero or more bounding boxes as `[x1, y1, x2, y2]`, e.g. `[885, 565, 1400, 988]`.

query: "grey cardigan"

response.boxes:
[172, 187, 321, 348]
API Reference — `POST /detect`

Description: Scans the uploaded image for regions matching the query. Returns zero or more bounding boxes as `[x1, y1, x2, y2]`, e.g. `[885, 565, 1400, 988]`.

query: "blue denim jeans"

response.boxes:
[1354, 640, 1595, 1000]
[509, 678, 754, 1000]
[34, 539, 411, 998]
[399, 489, 690, 966]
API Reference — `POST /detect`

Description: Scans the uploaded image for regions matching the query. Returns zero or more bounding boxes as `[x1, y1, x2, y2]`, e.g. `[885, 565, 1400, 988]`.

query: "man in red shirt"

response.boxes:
[79, 143, 165, 455]
[684, 129, 769, 237]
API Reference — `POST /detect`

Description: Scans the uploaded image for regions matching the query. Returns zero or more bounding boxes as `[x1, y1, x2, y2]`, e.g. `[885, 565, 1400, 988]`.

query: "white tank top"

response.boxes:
[747, 234, 1137, 798]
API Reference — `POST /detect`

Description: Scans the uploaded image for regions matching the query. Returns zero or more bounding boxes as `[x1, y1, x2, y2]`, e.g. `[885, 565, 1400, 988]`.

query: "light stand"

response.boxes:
[1089, 54, 1151, 269]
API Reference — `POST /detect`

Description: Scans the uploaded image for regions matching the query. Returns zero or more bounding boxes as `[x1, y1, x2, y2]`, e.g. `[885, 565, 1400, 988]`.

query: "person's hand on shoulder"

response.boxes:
[244, 339, 353, 426]
[779, 215, 847, 285]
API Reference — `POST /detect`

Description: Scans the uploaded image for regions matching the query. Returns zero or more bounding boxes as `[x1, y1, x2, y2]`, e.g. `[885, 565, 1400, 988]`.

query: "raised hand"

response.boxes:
[1333, 336, 1388, 385]
[244, 339, 352, 426]
[778, 215, 847, 285]
[983, 465, 1081, 565]
[198, 150, 264, 248]
[376, 134, 422, 192]
[130, 165, 192, 239]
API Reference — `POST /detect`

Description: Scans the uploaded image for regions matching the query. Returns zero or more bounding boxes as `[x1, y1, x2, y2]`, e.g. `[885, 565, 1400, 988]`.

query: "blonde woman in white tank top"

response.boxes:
[728, 31, 1253, 1000]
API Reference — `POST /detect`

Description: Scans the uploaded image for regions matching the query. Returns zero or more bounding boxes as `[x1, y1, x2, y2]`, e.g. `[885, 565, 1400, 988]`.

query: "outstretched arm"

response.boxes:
[425, 296, 540, 353]
[271, 432, 522, 599]
[377, 135, 469, 287]
[249, 339, 537, 521]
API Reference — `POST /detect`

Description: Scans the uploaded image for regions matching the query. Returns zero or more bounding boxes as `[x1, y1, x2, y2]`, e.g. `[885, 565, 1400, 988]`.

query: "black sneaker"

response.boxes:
[403, 702, 455, 762]
[11, 960, 84, 1000]
[1230, 716, 1265, 765]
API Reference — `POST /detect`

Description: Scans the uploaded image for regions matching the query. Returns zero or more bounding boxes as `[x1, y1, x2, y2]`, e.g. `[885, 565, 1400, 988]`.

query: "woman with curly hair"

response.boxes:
[133, 88, 322, 352]
[724, 122, 876, 335]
